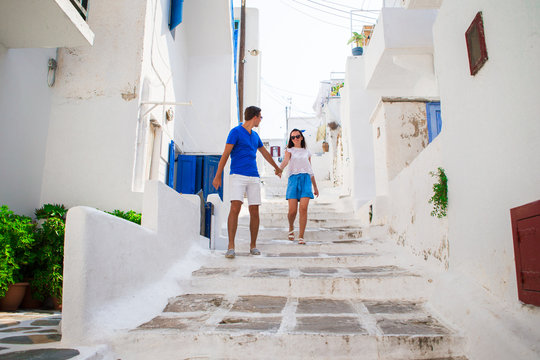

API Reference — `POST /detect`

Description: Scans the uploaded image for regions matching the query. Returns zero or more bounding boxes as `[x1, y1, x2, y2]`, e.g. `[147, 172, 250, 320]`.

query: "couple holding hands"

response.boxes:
[212, 106, 319, 259]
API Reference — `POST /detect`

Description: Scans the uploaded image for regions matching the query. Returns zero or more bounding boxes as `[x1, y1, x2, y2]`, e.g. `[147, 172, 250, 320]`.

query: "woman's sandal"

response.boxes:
[288, 231, 295, 241]
[298, 238, 306, 245]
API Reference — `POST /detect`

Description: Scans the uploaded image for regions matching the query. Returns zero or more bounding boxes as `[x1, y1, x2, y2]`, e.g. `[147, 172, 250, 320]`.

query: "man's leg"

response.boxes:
[228, 200, 243, 250]
[248, 205, 260, 250]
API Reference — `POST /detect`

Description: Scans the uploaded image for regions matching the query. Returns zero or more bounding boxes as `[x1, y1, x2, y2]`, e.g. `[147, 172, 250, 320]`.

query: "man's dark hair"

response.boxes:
[244, 106, 261, 121]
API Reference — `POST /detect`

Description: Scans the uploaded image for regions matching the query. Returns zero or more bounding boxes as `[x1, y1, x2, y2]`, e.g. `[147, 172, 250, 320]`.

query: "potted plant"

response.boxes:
[347, 32, 366, 56]
[0, 205, 36, 311]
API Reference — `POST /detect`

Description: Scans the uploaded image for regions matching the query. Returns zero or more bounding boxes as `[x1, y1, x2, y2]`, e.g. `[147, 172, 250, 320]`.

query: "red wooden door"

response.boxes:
[511, 200, 540, 306]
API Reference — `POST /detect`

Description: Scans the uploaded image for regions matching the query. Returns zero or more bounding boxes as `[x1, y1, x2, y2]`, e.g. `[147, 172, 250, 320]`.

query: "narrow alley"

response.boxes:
[109, 178, 466, 359]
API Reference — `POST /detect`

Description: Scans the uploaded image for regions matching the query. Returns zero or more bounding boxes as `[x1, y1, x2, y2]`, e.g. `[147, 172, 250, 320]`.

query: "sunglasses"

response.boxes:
[291, 135, 302, 140]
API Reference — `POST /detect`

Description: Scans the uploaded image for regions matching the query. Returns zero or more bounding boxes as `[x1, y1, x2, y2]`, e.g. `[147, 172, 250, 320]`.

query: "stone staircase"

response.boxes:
[111, 184, 467, 359]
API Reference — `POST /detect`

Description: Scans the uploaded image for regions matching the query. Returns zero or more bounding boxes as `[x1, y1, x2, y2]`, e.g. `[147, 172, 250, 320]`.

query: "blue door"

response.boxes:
[175, 155, 197, 194]
[167, 141, 176, 188]
[426, 102, 442, 143]
[203, 155, 223, 201]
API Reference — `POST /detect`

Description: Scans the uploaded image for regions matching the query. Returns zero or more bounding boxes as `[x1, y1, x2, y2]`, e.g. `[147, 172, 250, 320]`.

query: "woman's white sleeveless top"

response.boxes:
[286, 147, 313, 176]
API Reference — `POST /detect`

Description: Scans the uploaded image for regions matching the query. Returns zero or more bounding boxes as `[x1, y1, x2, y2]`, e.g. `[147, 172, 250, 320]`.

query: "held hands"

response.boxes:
[274, 168, 283, 178]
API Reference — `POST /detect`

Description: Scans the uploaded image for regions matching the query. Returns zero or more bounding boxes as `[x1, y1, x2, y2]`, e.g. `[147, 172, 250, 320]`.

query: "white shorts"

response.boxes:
[229, 174, 262, 205]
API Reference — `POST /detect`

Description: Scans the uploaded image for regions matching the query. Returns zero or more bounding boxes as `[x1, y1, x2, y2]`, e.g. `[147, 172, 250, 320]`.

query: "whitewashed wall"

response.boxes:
[434, 0, 540, 306]
[0, 46, 56, 216]
[387, 134, 447, 269]
[430, 1, 540, 358]
[340, 57, 379, 210]
[41, 0, 147, 212]
[181, 0, 233, 154]
[62, 180, 203, 344]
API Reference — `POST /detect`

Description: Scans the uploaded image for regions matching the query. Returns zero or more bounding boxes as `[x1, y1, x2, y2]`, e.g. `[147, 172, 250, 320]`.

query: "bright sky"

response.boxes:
[233, 0, 383, 139]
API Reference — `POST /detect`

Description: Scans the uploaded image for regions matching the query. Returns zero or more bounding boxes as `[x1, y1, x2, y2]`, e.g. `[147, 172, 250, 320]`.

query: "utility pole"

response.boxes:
[238, 0, 246, 123]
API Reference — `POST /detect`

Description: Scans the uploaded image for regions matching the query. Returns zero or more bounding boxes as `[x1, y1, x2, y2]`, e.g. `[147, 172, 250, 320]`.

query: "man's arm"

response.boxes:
[213, 144, 234, 190]
[258, 146, 282, 176]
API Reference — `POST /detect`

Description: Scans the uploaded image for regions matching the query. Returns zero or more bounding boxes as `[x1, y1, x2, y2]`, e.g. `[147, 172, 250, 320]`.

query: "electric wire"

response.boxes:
[288, 0, 377, 23]
[279, 0, 350, 29]
[262, 83, 316, 116]
[322, 0, 381, 13]
[262, 78, 315, 98]
[301, 0, 379, 20]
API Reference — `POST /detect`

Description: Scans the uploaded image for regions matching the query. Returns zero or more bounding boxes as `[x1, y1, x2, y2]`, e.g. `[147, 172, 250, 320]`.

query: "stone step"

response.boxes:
[186, 265, 429, 299]
[241, 239, 375, 253]
[239, 216, 361, 229]
[235, 226, 363, 241]
[257, 211, 356, 221]
[203, 248, 420, 270]
[112, 294, 466, 359]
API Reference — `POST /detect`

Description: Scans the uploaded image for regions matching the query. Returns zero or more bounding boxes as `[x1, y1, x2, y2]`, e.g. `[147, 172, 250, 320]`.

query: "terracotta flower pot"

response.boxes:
[0, 282, 29, 311]
[20, 285, 43, 310]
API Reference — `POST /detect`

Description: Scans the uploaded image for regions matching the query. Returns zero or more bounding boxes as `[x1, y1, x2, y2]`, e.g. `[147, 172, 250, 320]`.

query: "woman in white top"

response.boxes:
[279, 129, 319, 244]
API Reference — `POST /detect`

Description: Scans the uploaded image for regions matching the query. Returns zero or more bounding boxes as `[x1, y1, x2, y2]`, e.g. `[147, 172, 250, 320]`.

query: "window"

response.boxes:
[69, 0, 89, 20]
[426, 102, 442, 143]
[465, 12, 488, 76]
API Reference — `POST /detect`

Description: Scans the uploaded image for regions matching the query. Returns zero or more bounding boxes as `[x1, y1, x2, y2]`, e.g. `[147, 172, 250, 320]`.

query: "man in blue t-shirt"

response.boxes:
[213, 106, 282, 259]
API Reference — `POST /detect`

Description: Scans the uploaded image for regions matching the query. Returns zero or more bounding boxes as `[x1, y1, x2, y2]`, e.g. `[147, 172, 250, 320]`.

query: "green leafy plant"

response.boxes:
[35, 204, 67, 221]
[428, 167, 448, 218]
[347, 32, 366, 48]
[0, 205, 37, 298]
[107, 210, 142, 225]
[31, 204, 66, 302]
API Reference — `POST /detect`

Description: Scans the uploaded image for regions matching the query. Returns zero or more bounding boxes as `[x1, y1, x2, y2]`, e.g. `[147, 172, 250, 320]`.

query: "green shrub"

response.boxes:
[0, 205, 37, 297]
[31, 204, 66, 302]
[107, 210, 142, 225]
[1, 203, 141, 304]
[428, 167, 448, 218]
[35, 204, 67, 221]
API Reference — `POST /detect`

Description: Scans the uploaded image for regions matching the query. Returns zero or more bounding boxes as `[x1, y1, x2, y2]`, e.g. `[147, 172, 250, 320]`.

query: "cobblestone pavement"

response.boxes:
[0, 311, 80, 359]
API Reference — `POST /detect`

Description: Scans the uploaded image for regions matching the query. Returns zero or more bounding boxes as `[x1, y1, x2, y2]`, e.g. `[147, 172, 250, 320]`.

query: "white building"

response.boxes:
[0, 0, 235, 216]
[341, 1, 540, 358]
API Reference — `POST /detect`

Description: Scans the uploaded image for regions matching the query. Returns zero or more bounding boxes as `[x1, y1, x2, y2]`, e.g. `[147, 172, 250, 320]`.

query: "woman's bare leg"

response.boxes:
[298, 197, 310, 239]
[288, 199, 298, 233]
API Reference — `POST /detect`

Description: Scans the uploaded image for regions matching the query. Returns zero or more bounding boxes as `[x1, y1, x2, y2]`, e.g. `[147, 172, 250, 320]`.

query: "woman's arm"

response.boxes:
[280, 151, 291, 171]
[309, 156, 319, 196]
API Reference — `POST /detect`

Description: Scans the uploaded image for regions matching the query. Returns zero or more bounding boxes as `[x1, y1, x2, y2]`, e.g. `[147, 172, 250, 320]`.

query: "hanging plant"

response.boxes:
[429, 167, 448, 218]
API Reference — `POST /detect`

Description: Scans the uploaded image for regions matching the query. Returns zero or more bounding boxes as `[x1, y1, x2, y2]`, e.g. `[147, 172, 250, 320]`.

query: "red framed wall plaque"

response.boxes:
[465, 12, 489, 76]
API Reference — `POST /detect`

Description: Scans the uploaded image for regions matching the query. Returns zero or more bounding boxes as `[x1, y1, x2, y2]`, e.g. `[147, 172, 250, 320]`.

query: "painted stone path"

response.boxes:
[0, 311, 78, 359]
[112, 186, 469, 359]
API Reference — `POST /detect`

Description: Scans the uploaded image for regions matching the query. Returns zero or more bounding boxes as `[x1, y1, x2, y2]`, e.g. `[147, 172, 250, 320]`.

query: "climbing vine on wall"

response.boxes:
[429, 167, 448, 218]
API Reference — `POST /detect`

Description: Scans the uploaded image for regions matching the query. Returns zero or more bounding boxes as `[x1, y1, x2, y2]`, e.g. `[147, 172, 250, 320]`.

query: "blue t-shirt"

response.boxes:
[226, 125, 263, 177]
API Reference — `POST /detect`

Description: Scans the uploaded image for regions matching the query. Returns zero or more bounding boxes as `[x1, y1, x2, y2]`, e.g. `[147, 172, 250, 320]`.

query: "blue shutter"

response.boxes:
[195, 156, 204, 194]
[176, 155, 197, 194]
[203, 155, 223, 201]
[169, 0, 184, 31]
[426, 102, 442, 143]
[167, 141, 175, 188]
